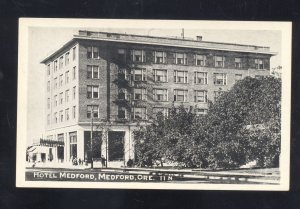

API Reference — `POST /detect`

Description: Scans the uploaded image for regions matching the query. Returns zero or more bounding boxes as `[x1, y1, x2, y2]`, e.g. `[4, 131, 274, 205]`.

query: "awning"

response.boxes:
[28, 146, 48, 154]
[27, 146, 36, 153]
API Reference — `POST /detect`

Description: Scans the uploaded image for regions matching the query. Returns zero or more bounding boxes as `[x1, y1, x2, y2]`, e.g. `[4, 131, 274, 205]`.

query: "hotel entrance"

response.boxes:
[108, 131, 125, 163]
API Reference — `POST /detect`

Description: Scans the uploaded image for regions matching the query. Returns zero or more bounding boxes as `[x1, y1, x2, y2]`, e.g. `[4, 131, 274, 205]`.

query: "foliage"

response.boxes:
[205, 76, 281, 168]
[134, 76, 281, 169]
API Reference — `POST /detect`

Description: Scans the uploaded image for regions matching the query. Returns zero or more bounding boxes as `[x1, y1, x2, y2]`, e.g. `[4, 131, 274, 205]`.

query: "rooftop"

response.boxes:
[41, 30, 276, 64]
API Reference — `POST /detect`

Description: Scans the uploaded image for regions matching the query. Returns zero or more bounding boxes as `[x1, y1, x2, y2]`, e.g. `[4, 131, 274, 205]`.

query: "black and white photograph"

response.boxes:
[16, 19, 291, 190]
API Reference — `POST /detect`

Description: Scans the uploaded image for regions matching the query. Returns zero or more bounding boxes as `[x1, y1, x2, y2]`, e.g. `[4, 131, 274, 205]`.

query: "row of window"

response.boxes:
[48, 86, 76, 109]
[47, 47, 76, 76]
[86, 84, 226, 102]
[87, 66, 242, 86]
[47, 106, 76, 125]
[48, 104, 208, 124]
[47, 67, 76, 92]
[87, 46, 266, 69]
[86, 84, 224, 103]
[46, 132, 77, 160]
[86, 105, 208, 120]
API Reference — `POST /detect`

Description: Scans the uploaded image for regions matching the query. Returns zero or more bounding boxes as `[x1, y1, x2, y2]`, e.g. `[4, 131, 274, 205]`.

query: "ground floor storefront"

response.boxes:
[37, 124, 136, 168]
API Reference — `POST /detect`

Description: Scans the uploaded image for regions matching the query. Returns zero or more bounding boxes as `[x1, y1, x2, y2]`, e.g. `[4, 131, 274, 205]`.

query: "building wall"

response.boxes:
[77, 42, 108, 123]
[42, 35, 273, 166]
[45, 43, 79, 131]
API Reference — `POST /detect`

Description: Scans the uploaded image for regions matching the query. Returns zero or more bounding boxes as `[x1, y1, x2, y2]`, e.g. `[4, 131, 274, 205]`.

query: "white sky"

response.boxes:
[26, 26, 282, 145]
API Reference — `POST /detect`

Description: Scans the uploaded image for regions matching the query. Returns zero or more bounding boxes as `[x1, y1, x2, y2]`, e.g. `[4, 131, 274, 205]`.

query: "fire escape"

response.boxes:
[113, 56, 149, 123]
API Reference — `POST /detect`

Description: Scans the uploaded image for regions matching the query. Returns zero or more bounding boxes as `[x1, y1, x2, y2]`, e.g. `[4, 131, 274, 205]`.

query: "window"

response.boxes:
[215, 56, 225, 67]
[153, 107, 169, 118]
[59, 92, 64, 105]
[54, 95, 58, 107]
[47, 98, 50, 109]
[255, 59, 264, 69]
[65, 90, 69, 103]
[175, 53, 187, 65]
[65, 71, 69, 84]
[87, 65, 99, 79]
[235, 58, 242, 68]
[153, 69, 168, 82]
[65, 108, 69, 121]
[93, 47, 99, 59]
[65, 52, 70, 65]
[118, 88, 130, 100]
[59, 56, 64, 69]
[69, 132, 77, 159]
[47, 81, 50, 92]
[118, 68, 129, 81]
[174, 70, 188, 83]
[87, 105, 99, 118]
[154, 51, 166, 64]
[134, 88, 147, 100]
[235, 74, 243, 82]
[117, 49, 126, 61]
[59, 74, 63, 87]
[54, 60, 58, 72]
[213, 73, 227, 85]
[118, 106, 127, 119]
[87, 85, 99, 99]
[133, 107, 147, 120]
[131, 49, 145, 62]
[108, 131, 125, 161]
[174, 89, 188, 102]
[54, 77, 58, 89]
[195, 108, 208, 115]
[194, 72, 208, 84]
[47, 114, 50, 125]
[54, 112, 58, 123]
[72, 66, 76, 80]
[153, 89, 168, 101]
[133, 68, 146, 81]
[194, 90, 207, 103]
[214, 91, 225, 102]
[195, 54, 206, 66]
[73, 86, 76, 99]
[72, 47, 76, 60]
[59, 110, 64, 122]
[57, 134, 64, 144]
[72, 106, 76, 119]
[47, 64, 51, 76]
[87, 46, 99, 59]
[255, 75, 264, 79]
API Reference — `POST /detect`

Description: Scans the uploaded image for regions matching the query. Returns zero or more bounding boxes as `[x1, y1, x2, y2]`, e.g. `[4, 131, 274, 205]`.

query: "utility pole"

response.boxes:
[90, 110, 94, 169]
[106, 123, 108, 168]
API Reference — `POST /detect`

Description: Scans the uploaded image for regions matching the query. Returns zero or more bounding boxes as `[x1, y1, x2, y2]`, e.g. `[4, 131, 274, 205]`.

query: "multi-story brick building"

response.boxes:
[40, 30, 275, 167]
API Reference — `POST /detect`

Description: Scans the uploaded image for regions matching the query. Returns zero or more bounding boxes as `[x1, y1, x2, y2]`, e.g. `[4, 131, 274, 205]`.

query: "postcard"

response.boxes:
[16, 18, 291, 190]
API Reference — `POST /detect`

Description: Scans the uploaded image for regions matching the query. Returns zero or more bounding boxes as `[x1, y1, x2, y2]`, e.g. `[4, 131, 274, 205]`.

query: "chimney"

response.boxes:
[196, 36, 203, 41]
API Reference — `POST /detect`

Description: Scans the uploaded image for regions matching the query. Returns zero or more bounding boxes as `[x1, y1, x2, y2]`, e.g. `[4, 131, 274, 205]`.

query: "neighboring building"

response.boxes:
[40, 30, 276, 167]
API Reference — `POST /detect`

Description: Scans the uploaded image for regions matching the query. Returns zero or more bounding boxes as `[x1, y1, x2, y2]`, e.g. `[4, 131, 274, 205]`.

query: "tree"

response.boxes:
[134, 106, 206, 168]
[134, 76, 281, 169]
[205, 76, 281, 168]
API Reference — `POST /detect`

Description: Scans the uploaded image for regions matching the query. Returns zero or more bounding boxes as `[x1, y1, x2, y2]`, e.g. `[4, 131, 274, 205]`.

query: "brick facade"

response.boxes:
[40, 31, 274, 167]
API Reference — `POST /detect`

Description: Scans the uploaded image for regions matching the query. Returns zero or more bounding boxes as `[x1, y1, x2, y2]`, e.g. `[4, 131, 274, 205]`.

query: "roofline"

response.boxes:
[79, 30, 270, 49]
[40, 39, 77, 64]
[74, 35, 277, 55]
[41, 35, 277, 64]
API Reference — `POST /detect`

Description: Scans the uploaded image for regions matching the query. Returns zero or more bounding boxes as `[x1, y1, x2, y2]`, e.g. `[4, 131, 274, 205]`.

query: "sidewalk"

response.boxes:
[26, 162, 89, 170]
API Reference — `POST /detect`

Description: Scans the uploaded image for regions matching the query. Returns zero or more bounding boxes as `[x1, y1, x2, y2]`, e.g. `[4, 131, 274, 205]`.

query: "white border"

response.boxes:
[16, 18, 291, 190]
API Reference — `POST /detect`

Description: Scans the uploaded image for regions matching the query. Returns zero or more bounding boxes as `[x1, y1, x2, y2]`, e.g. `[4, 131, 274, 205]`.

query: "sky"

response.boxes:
[26, 26, 282, 145]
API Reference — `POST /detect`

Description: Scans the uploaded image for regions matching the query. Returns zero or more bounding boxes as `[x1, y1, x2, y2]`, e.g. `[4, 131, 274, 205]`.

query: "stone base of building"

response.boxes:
[40, 123, 136, 168]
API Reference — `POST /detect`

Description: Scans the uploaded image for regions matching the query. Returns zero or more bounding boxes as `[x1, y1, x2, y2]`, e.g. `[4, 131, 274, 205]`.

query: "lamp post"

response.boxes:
[90, 109, 94, 169]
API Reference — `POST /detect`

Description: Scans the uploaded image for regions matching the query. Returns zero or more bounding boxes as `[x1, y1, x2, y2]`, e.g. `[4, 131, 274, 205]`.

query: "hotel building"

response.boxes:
[40, 30, 275, 167]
